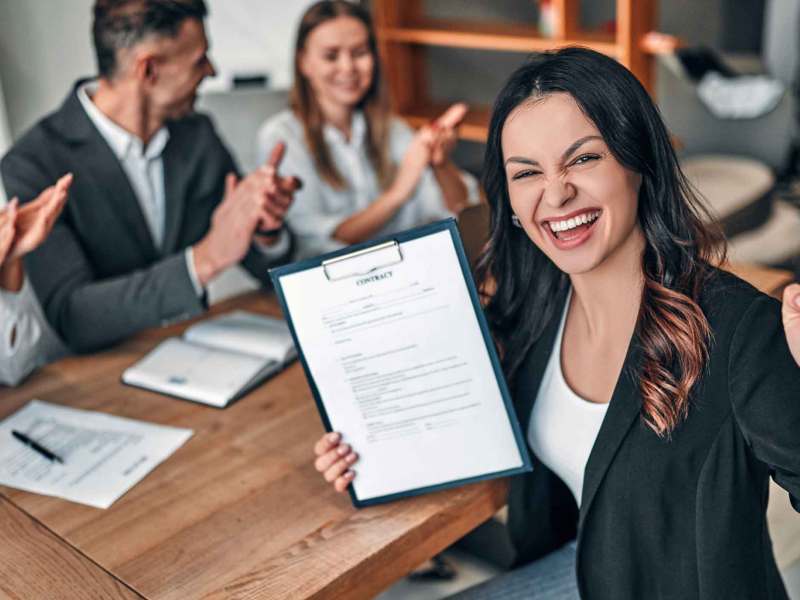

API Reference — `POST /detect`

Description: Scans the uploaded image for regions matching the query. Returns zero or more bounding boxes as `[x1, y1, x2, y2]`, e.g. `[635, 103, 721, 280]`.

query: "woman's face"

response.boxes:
[299, 16, 374, 113]
[501, 92, 643, 275]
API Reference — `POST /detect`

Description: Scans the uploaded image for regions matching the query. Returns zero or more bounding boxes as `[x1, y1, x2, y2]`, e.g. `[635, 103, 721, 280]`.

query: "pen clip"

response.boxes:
[322, 240, 404, 281]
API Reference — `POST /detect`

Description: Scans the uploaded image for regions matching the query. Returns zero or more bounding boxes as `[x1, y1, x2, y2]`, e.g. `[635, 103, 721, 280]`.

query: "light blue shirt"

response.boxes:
[256, 110, 479, 260]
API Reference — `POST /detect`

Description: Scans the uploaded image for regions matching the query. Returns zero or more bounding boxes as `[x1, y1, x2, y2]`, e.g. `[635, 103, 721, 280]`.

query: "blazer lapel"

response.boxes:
[578, 331, 643, 527]
[161, 126, 189, 255]
[56, 84, 158, 261]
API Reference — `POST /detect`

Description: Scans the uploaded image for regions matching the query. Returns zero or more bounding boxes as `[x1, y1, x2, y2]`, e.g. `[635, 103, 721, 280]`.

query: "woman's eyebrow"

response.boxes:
[561, 135, 603, 162]
[504, 156, 540, 168]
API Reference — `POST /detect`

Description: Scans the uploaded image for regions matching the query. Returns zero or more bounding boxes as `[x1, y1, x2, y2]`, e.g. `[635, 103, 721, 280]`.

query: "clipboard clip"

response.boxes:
[322, 240, 404, 281]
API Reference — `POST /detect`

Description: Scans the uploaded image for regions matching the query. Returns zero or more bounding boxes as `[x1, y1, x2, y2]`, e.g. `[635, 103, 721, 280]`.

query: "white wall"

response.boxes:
[204, 0, 315, 90]
[0, 0, 96, 141]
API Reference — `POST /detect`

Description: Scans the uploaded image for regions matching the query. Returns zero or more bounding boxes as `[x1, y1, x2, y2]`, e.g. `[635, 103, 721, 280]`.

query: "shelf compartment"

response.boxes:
[379, 19, 617, 55]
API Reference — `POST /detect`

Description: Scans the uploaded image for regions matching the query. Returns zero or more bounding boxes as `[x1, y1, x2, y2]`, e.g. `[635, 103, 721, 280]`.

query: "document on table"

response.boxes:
[272, 220, 531, 506]
[0, 400, 193, 509]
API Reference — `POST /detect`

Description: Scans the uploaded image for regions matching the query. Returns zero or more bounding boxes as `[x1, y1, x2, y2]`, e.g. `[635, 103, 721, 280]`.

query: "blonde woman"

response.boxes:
[256, 0, 478, 259]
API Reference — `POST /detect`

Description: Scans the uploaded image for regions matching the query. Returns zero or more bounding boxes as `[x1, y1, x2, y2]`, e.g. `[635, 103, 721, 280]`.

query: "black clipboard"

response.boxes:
[270, 219, 532, 507]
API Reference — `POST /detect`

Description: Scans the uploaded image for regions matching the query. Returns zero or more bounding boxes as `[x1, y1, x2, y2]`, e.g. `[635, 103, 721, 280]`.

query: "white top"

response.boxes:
[528, 291, 609, 507]
[256, 110, 479, 259]
[0, 278, 66, 386]
[77, 82, 288, 295]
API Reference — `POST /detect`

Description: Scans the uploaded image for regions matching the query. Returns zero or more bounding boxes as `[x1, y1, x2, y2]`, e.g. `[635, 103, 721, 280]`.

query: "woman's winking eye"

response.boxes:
[510, 168, 542, 181]
[569, 153, 602, 167]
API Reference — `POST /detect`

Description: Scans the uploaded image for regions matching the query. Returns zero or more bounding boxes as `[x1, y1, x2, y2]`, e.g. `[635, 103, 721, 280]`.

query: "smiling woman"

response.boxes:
[256, 0, 479, 260]
[481, 53, 722, 433]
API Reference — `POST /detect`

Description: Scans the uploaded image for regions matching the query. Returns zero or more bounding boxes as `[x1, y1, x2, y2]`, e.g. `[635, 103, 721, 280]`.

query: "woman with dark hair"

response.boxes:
[313, 47, 800, 599]
[256, 0, 477, 259]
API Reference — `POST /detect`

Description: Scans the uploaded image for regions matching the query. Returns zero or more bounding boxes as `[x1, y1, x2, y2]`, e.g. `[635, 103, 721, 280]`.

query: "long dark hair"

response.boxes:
[290, 0, 392, 190]
[477, 47, 724, 437]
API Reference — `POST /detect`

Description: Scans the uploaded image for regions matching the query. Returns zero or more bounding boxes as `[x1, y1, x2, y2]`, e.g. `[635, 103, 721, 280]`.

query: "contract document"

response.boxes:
[272, 220, 530, 506]
[0, 400, 193, 508]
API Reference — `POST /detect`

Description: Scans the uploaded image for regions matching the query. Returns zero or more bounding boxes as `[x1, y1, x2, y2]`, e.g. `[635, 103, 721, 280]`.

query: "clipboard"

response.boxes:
[270, 219, 532, 507]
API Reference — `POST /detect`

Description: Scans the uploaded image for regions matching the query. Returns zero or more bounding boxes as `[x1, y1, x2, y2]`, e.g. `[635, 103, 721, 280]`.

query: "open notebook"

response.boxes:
[122, 311, 296, 407]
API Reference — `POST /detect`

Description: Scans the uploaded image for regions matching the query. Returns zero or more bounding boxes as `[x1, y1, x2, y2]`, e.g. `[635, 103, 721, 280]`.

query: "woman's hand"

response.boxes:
[0, 174, 72, 292]
[2, 173, 72, 262]
[782, 283, 800, 366]
[389, 127, 435, 205]
[429, 102, 467, 167]
[0, 200, 18, 267]
[430, 125, 459, 167]
[313, 432, 358, 493]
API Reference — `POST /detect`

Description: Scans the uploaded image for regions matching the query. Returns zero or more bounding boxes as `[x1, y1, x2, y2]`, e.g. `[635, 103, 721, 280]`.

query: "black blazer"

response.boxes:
[0, 81, 291, 353]
[507, 269, 800, 600]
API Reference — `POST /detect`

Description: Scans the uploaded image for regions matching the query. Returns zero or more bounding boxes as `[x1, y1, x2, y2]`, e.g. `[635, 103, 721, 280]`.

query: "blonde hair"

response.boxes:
[290, 1, 393, 190]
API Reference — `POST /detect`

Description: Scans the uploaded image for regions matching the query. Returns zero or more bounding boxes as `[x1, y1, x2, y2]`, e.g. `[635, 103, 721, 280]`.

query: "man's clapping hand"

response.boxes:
[192, 141, 301, 285]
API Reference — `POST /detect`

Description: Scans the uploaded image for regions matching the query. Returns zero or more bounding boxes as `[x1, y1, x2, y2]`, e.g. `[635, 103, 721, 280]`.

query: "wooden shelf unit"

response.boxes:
[373, 0, 657, 142]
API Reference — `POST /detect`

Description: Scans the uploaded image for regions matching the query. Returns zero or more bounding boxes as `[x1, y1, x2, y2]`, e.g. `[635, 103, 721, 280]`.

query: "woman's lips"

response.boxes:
[543, 210, 601, 250]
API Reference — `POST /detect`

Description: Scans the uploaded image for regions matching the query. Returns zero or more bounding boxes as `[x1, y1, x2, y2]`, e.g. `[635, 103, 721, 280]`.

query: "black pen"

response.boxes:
[11, 430, 65, 464]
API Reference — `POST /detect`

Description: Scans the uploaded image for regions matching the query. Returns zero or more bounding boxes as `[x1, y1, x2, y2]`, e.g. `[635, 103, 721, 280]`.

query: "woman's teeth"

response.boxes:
[548, 210, 601, 233]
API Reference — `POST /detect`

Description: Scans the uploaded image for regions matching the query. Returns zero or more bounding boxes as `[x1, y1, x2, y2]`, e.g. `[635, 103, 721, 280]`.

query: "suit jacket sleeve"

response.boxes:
[729, 295, 800, 511]
[1, 149, 205, 353]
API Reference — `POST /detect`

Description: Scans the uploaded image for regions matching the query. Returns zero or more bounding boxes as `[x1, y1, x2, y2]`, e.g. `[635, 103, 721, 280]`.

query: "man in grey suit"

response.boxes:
[1, 0, 300, 353]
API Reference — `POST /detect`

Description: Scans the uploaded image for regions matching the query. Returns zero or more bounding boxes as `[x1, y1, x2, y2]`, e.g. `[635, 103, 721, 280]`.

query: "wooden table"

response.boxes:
[0, 292, 507, 599]
[0, 496, 142, 599]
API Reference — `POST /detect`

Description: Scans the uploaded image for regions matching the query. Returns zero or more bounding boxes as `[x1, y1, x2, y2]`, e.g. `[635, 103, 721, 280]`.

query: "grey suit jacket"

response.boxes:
[1, 81, 291, 353]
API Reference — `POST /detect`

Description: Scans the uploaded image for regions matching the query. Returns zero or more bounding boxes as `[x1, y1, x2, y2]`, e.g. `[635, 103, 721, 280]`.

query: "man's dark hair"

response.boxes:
[92, 0, 208, 79]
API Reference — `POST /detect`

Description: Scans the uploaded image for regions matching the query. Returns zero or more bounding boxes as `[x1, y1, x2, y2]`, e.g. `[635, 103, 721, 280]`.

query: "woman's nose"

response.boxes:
[338, 53, 356, 73]
[541, 177, 576, 209]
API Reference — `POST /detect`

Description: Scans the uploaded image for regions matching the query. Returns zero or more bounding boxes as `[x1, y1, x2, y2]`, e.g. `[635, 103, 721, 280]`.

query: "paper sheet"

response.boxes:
[0, 400, 193, 508]
[280, 229, 525, 501]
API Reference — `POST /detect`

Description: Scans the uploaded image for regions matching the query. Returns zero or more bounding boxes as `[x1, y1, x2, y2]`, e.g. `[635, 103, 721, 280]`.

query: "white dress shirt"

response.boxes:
[78, 82, 288, 295]
[256, 110, 479, 259]
[0, 278, 66, 386]
[528, 290, 609, 507]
